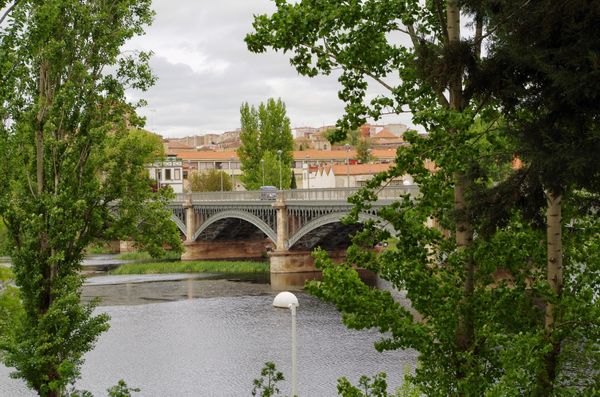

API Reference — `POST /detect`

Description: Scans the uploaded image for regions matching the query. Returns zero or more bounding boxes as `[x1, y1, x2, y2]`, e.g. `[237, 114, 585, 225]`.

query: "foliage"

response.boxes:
[248, 1, 600, 395]
[337, 371, 422, 397]
[238, 98, 294, 189]
[128, 129, 165, 161]
[0, 1, 181, 396]
[324, 128, 360, 146]
[110, 260, 269, 275]
[466, 1, 600, 394]
[67, 380, 140, 397]
[107, 380, 141, 397]
[0, 217, 8, 255]
[252, 362, 285, 397]
[290, 169, 297, 189]
[247, 1, 503, 395]
[355, 138, 372, 164]
[0, 267, 23, 357]
[189, 169, 233, 192]
[471, 0, 600, 195]
[338, 373, 390, 397]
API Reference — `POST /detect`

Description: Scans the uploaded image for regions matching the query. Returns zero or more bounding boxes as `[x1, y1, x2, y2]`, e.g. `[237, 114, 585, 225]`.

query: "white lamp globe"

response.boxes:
[273, 291, 299, 308]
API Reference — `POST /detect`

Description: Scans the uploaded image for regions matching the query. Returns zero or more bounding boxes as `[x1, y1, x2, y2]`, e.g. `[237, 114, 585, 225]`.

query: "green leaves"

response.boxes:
[0, 1, 180, 395]
[238, 98, 294, 190]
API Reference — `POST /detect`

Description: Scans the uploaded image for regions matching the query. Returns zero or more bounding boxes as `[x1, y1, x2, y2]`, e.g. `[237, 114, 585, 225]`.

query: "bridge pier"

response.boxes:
[269, 249, 347, 273]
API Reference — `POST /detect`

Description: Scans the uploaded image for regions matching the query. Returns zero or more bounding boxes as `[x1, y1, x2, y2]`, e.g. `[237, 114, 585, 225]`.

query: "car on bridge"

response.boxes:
[259, 185, 277, 200]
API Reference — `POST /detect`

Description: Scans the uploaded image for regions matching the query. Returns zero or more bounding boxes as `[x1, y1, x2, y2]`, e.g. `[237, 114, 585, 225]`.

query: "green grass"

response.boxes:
[85, 244, 115, 255]
[116, 250, 181, 261]
[110, 260, 269, 275]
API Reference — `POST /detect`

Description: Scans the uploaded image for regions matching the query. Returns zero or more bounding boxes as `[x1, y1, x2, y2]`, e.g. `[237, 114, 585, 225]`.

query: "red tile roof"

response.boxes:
[173, 149, 398, 161]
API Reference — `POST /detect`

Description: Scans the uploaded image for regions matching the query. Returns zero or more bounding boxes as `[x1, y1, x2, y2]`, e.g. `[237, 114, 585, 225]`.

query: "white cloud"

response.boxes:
[124, 0, 418, 138]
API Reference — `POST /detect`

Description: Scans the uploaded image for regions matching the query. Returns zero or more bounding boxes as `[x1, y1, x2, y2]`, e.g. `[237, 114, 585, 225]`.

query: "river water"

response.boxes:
[1, 269, 417, 396]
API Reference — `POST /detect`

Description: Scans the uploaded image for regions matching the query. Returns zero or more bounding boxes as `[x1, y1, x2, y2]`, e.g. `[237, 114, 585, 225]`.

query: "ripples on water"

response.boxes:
[1, 280, 417, 396]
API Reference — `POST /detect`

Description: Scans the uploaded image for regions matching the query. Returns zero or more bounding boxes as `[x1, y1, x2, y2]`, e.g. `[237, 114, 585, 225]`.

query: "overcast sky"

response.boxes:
[124, 1, 415, 138]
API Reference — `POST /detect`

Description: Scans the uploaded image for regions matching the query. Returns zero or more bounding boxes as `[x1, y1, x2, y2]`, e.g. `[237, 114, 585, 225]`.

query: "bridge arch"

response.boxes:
[191, 210, 277, 244]
[171, 214, 187, 237]
[286, 212, 396, 250]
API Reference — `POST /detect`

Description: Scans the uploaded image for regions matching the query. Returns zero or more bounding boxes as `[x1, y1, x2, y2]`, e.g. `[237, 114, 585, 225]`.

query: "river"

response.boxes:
[1, 266, 417, 396]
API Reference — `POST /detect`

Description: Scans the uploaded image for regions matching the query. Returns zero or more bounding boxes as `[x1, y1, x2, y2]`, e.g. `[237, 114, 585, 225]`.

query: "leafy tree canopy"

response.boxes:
[0, 1, 181, 395]
[189, 169, 233, 192]
[237, 98, 294, 189]
[247, 1, 600, 395]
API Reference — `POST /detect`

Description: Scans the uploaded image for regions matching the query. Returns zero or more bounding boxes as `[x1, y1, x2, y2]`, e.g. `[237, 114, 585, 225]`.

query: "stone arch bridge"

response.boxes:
[169, 186, 417, 273]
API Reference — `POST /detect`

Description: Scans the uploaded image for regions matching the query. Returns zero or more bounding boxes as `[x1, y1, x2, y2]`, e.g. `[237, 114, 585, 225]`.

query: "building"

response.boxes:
[303, 163, 411, 188]
[172, 148, 400, 190]
[147, 157, 184, 193]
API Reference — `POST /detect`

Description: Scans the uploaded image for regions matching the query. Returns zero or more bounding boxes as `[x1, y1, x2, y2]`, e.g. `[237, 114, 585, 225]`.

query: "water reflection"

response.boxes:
[1, 272, 418, 396]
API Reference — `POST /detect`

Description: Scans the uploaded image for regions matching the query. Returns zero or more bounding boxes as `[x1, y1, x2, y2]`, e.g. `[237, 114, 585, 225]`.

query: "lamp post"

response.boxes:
[261, 158, 265, 187]
[345, 143, 350, 188]
[277, 149, 283, 190]
[229, 156, 234, 191]
[219, 163, 223, 192]
[304, 155, 310, 190]
[273, 292, 299, 397]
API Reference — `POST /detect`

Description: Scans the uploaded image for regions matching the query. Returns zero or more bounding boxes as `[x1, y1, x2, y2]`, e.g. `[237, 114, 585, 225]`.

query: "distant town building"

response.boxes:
[147, 157, 184, 193]
[303, 163, 411, 188]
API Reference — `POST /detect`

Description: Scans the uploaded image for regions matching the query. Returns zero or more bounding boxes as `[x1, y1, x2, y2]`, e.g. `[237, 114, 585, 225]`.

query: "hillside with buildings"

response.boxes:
[150, 122, 422, 192]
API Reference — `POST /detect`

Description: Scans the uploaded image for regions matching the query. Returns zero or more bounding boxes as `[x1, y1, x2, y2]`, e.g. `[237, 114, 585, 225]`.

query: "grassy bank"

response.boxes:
[110, 260, 269, 275]
[116, 251, 181, 261]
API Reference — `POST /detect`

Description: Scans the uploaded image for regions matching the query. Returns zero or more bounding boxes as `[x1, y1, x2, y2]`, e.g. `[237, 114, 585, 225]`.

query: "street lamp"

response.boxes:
[219, 162, 223, 192]
[229, 156, 234, 191]
[304, 155, 310, 190]
[273, 291, 299, 397]
[345, 143, 350, 188]
[277, 149, 283, 190]
[261, 158, 265, 187]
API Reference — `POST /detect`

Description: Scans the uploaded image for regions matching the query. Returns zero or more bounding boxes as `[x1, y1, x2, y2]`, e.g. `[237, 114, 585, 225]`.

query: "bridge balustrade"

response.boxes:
[174, 185, 418, 203]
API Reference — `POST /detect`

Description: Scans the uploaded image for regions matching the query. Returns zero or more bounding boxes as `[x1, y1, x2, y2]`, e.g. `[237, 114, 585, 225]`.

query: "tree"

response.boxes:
[0, 1, 182, 396]
[290, 169, 297, 189]
[323, 127, 359, 146]
[462, 1, 600, 394]
[355, 138, 372, 164]
[247, 1, 502, 395]
[189, 169, 233, 192]
[247, 2, 600, 396]
[237, 98, 294, 189]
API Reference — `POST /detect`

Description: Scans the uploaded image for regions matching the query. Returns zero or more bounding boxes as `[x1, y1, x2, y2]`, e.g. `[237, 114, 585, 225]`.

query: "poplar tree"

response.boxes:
[0, 1, 181, 396]
[238, 98, 294, 189]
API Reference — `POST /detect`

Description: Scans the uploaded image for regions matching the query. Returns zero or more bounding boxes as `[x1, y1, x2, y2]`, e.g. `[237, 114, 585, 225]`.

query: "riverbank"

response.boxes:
[110, 260, 269, 275]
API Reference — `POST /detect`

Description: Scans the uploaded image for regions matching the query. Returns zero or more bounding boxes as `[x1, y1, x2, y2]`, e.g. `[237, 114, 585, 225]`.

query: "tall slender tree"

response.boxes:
[0, 1, 181, 396]
[238, 98, 294, 189]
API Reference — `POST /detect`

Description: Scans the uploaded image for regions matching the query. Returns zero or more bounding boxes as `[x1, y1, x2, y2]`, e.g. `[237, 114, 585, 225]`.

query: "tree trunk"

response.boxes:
[446, 3, 475, 393]
[537, 192, 562, 395]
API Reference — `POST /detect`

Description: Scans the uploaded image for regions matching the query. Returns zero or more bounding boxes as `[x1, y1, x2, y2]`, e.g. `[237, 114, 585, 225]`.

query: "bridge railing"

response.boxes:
[280, 186, 418, 201]
[174, 185, 418, 203]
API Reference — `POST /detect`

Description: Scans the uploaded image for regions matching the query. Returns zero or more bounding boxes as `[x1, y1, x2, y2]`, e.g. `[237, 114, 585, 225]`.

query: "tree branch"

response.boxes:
[0, 0, 18, 26]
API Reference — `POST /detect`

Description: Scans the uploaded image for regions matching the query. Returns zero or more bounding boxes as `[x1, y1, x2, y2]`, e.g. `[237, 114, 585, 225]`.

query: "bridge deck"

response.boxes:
[173, 186, 418, 204]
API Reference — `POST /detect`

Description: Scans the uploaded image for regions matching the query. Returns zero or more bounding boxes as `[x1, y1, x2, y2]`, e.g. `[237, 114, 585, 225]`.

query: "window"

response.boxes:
[165, 169, 172, 180]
